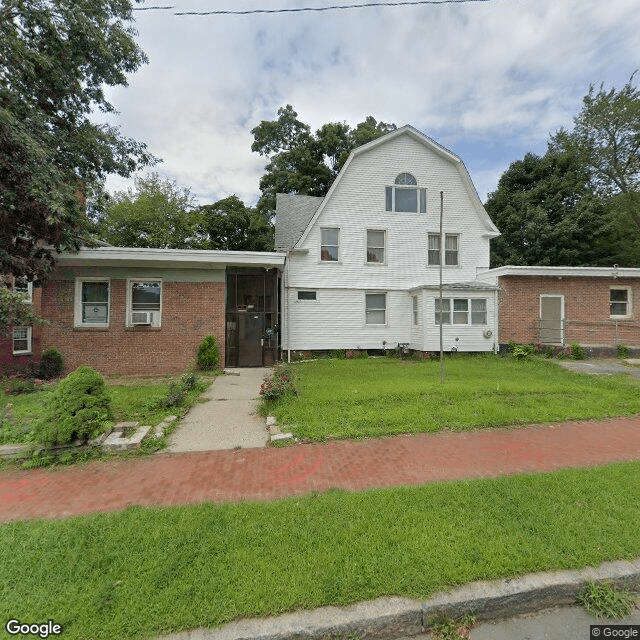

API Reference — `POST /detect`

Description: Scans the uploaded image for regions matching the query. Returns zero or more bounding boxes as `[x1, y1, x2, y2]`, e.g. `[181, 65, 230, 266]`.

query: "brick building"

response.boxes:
[2, 248, 285, 377]
[479, 266, 640, 352]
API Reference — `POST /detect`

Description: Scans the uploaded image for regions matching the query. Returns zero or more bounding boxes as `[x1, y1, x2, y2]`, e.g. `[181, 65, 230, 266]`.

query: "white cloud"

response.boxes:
[103, 0, 640, 206]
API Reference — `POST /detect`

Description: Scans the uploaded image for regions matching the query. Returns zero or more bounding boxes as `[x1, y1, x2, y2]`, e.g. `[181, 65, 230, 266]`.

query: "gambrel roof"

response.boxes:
[293, 124, 500, 248]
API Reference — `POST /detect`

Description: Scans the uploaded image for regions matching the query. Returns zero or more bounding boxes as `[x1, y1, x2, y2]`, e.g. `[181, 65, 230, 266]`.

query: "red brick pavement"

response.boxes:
[2, 416, 640, 523]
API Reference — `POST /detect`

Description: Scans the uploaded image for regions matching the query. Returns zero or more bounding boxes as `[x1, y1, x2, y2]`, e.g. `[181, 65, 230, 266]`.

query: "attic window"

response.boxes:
[386, 173, 426, 213]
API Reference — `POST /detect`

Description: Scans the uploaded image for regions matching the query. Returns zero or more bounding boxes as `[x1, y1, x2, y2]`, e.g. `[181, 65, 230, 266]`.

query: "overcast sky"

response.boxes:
[103, 0, 640, 206]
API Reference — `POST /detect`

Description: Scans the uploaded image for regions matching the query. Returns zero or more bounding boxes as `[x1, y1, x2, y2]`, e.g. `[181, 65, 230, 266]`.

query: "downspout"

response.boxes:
[493, 288, 499, 354]
[285, 250, 291, 363]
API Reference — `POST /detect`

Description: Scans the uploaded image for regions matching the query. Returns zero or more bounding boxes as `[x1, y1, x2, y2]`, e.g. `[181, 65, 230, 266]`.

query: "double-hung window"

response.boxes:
[128, 280, 162, 326]
[12, 326, 32, 354]
[427, 233, 459, 266]
[385, 173, 426, 213]
[366, 293, 386, 325]
[321, 228, 339, 262]
[610, 288, 631, 318]
[367, 230, 385, 264]
[75, 279, 110, 327]
[13, 277, 33, 303]
[435, 298, 487, 325]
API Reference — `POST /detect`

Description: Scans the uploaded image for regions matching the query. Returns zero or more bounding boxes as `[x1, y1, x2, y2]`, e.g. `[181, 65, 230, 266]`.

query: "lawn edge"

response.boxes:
[158, 558, 640, 640]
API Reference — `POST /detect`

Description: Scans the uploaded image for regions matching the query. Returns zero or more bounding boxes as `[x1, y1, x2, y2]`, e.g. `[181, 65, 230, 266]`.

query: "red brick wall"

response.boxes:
[40, 279, 226, 376]
[498, 275, 640, 347]
[0, 286, 43, 372]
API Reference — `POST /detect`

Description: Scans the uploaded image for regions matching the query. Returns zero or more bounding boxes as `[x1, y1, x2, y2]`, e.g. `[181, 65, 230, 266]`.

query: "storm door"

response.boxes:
[225, 268, 279, 367]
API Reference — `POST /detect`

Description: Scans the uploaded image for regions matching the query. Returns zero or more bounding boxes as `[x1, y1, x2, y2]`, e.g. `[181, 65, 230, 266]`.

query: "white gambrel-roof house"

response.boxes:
[276, 125, 502, 356]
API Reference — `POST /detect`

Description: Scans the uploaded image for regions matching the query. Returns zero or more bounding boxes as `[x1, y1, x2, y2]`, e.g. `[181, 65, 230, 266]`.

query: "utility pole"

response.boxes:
[439, 190, 445, 384]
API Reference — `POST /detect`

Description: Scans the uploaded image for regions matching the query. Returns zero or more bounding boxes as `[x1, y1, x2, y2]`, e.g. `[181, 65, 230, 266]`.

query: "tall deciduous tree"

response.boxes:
[198, 196, 274, 252]
[552, 74, 640, 196]
[95, 173, 200, 249]
[0, 0, 156, 284]
[251, 106, 395, 215]
[486, 148, 611, 267]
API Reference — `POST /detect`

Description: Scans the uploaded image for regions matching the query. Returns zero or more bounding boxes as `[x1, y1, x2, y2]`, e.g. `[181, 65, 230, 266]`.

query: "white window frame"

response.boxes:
[13, 277, 33, 303]
[428, 233, 460, 267]
[366, 229, 386, 265]
[385, 173, 427, 214]
[126, 278, 163, 328]
[74, 278, 110, 328]
[610, 287, 632, 319]
[12, 326, 32, 355]
[435, 298, 487, 325]
[320, 227, 340, 262]
[365, 292, 387, 326]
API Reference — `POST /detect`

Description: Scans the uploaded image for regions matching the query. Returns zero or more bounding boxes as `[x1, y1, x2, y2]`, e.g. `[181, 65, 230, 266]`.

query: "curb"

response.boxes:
[159, 558, 640, 639]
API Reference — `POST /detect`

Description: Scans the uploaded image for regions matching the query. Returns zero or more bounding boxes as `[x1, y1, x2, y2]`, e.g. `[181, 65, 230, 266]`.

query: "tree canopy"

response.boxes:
[94, 173, 200, 249]
[488, 75, 640, 267]
[198, 196, 273, 252]
[0, 0, 156, 284]
[251, 105, 396, 215]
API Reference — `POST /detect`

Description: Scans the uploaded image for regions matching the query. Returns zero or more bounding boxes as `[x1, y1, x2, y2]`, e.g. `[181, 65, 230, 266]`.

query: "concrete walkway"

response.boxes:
[167, 368, 270, 452]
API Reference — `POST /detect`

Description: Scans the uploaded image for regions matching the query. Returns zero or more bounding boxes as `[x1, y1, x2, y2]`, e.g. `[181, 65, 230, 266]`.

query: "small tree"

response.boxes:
[197, 335, 220, 371]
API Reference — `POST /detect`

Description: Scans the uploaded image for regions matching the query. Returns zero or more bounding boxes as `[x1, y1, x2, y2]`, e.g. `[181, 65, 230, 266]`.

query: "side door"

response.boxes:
[539, 295, 564, 344]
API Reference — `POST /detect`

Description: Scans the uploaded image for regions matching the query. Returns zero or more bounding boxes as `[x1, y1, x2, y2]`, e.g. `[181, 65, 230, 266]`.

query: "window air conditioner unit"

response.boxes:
[131, 311, 152, 325]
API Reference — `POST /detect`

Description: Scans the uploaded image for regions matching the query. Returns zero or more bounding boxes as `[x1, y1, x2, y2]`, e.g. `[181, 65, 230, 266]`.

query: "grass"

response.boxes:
[2, 461, 640, 639]
[577, 581, 636, 619]
[264, 356, 640, 440]
[0, 374, 213, 447]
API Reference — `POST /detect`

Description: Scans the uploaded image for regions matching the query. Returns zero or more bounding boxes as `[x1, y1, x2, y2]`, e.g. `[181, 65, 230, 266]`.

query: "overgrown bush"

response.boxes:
[197, 335, 220, 371]
[259, 363, 296, 402]
[38, 347, 64, 379]
[571, 342, 586, 360]
[31, 365, 112, 446]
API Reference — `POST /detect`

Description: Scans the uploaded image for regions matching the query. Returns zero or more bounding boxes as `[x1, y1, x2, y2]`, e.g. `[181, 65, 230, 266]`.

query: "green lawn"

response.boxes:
[266, 356, 640, 440]
[0, 376, 212, 446]
[2, 462, 640, 639]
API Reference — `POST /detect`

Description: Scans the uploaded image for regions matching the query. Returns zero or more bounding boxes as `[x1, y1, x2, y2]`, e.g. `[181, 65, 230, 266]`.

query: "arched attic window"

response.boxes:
[386, 173, 426, 213]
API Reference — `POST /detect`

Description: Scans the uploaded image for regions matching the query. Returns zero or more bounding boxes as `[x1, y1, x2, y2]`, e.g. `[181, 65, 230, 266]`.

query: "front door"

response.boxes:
[539, 295, 564, 344]
[238, 312, 264, 367]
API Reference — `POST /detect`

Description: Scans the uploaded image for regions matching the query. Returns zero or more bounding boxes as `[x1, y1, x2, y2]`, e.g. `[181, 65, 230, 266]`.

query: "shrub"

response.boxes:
[4, 378, 38, 395]
[165, 382, 186, 408]
[180, 372, 199, 390]
[38, 347, 64, 379]
[571, 342, 586, 360]
[259, 363, 296, 402]
[511, 343, 537, 360]
[31, 366, 112, 446]
[617, 344, 630, 359]
[197, 335, 220, 371]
